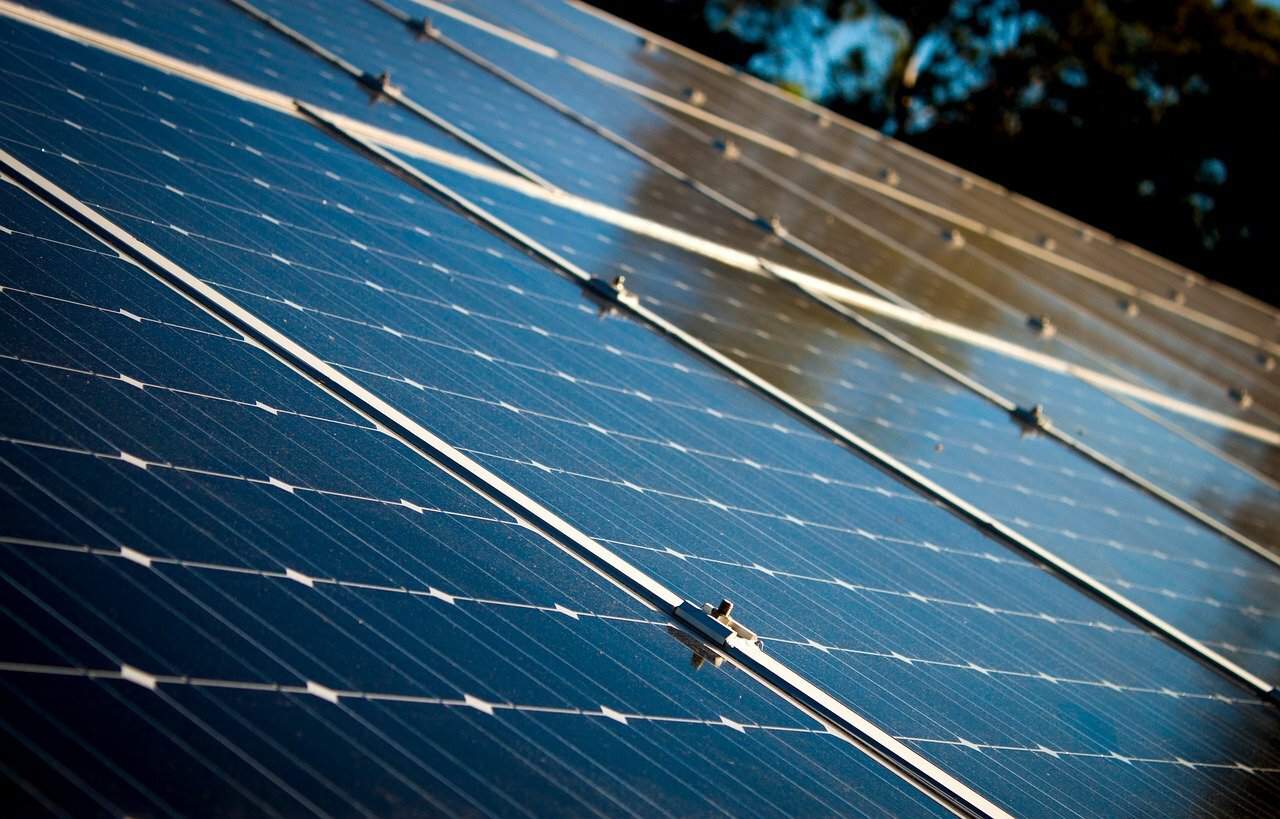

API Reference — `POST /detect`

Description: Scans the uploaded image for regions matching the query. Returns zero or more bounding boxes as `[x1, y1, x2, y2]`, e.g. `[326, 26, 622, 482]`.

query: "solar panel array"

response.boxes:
[1, 1, 1278, 816]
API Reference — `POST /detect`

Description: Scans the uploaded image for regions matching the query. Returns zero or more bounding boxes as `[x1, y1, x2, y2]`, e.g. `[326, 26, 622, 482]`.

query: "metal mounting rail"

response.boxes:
[291, 100, 1279, 708]
[221, 0, 555, 189]
[0, 143, 1005, 819]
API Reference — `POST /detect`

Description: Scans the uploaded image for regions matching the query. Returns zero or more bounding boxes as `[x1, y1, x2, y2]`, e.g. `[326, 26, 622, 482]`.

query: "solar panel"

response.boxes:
[3, 1, 1280, 816]
[882, 323, 1280, 549]
[1136, 403, 1280, 490]
[0, 52, 966, 819]
[31, 0, 527, 171]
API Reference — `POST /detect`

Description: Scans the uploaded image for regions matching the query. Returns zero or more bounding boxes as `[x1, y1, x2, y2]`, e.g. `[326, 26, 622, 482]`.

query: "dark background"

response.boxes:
[589, 0, 1280, 306]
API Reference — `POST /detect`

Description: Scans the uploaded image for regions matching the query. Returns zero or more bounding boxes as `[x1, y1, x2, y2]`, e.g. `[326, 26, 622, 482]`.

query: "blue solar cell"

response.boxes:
[461, 0, 1280, 364]
[895, 323, 1280, 520]
[231, 0, 845, 279]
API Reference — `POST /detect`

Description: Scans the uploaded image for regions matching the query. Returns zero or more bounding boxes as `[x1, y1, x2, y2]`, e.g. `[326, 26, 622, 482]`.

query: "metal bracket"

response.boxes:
[1025, 314, 1056, 338]
[1010, 403, 1048, 430]
[673, 599, 763, 649]
[584, 275, 638, 307]
[673, 600, 734, 645]
[410, 16, 440, 40]
[1228, 386, 1254, 409]
[704, 599, 763, 647]
[361, 0, 438, 39]
[226, 0, 553, 188]
[755, 214, 787, 238]
[712, 136, 740, 161]
[359, 69, 397, 99]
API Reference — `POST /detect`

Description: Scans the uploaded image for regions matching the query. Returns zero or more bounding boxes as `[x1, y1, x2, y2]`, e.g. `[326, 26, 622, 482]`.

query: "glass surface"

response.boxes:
[4, 13, 1280, 818]
[383, 6, 1280, 541]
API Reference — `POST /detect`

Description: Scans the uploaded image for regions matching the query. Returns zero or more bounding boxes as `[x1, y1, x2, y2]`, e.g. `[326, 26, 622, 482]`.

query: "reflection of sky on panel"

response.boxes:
[482, 0, 1280, 358]
[413, 2, 1280, 547]
[422, 2, 1280, 431]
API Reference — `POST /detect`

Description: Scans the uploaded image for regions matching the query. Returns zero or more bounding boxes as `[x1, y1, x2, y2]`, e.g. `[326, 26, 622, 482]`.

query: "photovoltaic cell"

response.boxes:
[354, 5, 1280, 545]
[4, 19, 1279, 816]
[884, 320, 1280, 546]
[31, 0, 844, 283]
[1138, 403, 1280, 491]
[0, 100, 956, 819]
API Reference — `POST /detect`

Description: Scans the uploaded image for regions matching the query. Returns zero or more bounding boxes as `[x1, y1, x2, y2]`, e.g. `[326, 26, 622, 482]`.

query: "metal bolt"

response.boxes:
[682, 87, 707, 107]
[712, 137, 740, 161]
[1027, 314, 1056, 338]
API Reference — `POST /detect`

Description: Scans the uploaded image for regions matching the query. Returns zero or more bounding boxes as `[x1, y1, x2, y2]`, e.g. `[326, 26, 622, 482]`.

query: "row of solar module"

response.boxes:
[4, 12, 1280, 817]
[417, 0, 1280, 430]
[90, 0, 1280, 627]
[23, 0, 1280, 437]
[0, 19, 981, 816]
[12, 0, 1280, 701]
[463, 0, 1280, 359]
[468, 0, 1280, 425]
[0, 170, 954, 819]
[390, 0, 1275, 429]
[434, 174, 1280, 681]
[10, 0, 1280, 691]
[100, 0, 1280, 510]
[22, 0, 1280, 588]
[377, 0, 1280, 523]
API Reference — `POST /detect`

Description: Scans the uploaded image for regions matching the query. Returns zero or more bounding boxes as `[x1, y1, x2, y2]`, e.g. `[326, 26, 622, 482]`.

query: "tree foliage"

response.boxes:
[592, 0, 1280, 304]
